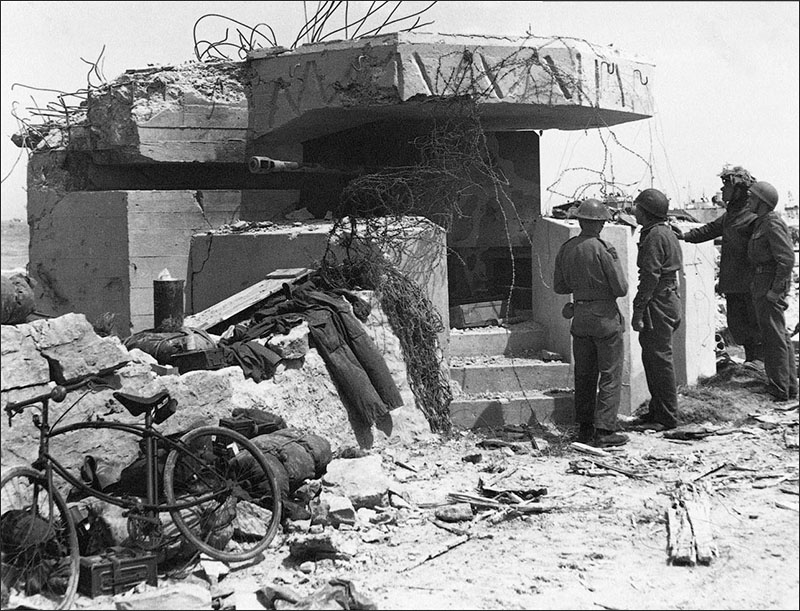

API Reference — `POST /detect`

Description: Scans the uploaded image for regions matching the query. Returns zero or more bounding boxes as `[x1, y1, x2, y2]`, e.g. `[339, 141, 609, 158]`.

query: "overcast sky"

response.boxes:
[1, 1, 798, 220]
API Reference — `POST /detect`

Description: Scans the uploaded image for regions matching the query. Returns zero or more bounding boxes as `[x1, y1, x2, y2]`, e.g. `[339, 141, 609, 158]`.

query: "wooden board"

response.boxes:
[184, 268, 310, 331]
[684, 498, 716, 565]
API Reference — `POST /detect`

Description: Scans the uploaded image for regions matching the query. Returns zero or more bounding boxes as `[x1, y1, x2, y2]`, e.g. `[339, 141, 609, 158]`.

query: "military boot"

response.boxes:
[592, 429, 629, 448]
[577, 423, 594, 444]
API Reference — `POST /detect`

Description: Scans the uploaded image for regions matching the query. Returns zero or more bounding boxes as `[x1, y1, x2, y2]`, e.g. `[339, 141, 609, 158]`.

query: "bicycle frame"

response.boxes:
[8, 386, 227, 518]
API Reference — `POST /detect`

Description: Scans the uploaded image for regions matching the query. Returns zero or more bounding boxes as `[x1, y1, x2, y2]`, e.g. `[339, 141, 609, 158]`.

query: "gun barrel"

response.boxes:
[249, 156, 303, 173]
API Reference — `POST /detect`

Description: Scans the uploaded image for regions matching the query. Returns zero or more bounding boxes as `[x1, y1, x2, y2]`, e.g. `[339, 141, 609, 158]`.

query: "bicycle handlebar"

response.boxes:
[4, 374, 112, 423]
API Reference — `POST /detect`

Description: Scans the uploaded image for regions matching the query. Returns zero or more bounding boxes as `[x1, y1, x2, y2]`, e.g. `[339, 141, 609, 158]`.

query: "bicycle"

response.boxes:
[1, 371, 282, 610]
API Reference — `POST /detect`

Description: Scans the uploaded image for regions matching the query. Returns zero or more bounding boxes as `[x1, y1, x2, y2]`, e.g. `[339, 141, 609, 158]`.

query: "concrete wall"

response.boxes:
[127, 191, 240, 332]
[531, 217, 716, 415]
[29, 190, 131, 331]
[186, 218, 450, 353]
[29, 190, 241, 335]
[672, 222, 718, 385]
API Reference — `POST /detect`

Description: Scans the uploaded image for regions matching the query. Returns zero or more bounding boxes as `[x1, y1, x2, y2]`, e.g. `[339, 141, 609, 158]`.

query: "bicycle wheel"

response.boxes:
[0, 467, 79, 610]
[163, 426, 281, 562]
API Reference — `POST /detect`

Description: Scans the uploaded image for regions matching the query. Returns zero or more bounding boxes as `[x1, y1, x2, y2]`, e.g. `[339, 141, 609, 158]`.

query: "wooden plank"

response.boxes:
[184, 268, 310, 331]
[684, 498, 716, 565]
[668, 502, 697, 566]
[267, 268, 310, 279]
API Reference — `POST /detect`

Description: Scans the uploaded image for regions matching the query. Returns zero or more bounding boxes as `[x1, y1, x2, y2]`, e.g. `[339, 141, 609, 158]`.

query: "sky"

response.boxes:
[1, 1, 798, 220]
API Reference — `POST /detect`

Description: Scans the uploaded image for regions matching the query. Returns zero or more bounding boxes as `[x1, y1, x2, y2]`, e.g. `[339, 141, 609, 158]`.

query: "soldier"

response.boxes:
[746, 181, 798, 401]
[627, 188, 683, 431]
[678, 166, 762, 363]
[554, 199, 629, 447]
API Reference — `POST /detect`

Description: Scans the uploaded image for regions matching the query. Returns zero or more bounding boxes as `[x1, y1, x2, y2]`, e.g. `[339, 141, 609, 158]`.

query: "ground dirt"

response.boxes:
[66, 363, 799, 611]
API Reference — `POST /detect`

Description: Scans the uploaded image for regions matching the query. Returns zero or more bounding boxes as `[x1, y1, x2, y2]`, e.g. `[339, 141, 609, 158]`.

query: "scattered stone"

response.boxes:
[256, 583, 302, 608]
[285, 519, 311, 534]
[0, 325, 50, 390]
[310, 492, 357, 527]
[356, 507, 377, 525]
[233, 501, 275, 539]
[288, 532, 353, 561]
[295, 480, 322, 504]
[27, 313, 130, 382]
[361, 528, 388, 543]
[322, 455, 391, 509]
[298, 561, 315, 574]
[434, 503, 474, 523]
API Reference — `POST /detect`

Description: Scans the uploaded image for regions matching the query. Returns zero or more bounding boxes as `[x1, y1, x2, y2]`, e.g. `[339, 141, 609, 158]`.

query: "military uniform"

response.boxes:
[747, 211, 798, 400]
[554, 233, 628, 433]
[633, 221, 683, 428]
[683, 198, 762, 360]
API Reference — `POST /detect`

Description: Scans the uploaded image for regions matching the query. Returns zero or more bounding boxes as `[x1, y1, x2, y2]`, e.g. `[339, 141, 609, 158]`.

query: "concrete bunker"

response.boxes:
[18, 32, 716, 426]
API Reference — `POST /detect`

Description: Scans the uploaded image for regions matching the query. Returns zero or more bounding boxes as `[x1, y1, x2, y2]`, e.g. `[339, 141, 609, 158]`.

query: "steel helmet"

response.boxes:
[573, 198, 612, 221]
[749, 181, 779, 209]
[718, 165, 756, 187]
[634, 188, 669, 219]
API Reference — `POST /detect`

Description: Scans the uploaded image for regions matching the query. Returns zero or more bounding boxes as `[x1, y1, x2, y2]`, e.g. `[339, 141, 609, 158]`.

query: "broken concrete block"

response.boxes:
[322, 455, 391, 509]
[42, 335, 130, 383]
[310, 492, 356, 528]
[287, 532, 350, 560]
[233, 501, 275, 540]
[356, 507, 377, 526]
[15, 313, 131, 383]
[127, 348, 158, 365]
[23, 312, 92, 349]
[267, 321, 309, 359]
[0, 325, 50, 390]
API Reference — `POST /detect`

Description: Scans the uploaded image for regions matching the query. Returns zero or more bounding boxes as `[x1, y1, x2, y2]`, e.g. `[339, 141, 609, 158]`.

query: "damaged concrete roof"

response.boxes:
[249, 31, 655, 144]
[29, 31, 654, 164]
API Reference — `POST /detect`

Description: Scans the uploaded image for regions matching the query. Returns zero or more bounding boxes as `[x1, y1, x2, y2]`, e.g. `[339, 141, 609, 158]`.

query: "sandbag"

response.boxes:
[123, 328, 216, 365]
[297, 433, 333, 478]
[271, 428, 332, 478]
[230, 449, 290, 501]
[1, 273, 35, 324]
[252, 434, 315, 493]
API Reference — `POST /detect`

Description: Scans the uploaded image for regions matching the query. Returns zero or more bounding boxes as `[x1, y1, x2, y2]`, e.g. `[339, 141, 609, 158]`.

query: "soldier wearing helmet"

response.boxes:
[679, 165, 762, 363]
[746, 181, 798, 401]
[553, 198, 629, 448]
[626, 188, 683, 431]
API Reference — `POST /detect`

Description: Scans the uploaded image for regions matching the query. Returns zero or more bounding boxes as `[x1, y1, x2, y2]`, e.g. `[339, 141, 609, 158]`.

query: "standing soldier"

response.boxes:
[678, 166, 762, 363]
[627, 188, 683, 431]
[746, 181, 798, 401]
[554, 199, 629, 447]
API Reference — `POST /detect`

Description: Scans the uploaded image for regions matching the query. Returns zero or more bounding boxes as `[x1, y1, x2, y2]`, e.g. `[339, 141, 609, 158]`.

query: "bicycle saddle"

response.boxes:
[113, 391, 172, 418]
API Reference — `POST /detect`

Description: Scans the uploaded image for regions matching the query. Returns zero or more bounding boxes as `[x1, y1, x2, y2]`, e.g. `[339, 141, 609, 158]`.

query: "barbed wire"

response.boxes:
[193, 14, 278, 62]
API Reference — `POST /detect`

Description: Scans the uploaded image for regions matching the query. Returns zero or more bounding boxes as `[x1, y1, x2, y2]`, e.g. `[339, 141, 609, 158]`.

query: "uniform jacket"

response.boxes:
[633, 222, 683, 321]
[682, 199, 757, 294]
[554, 232, 628, 338]
[747, 211, 794, 299]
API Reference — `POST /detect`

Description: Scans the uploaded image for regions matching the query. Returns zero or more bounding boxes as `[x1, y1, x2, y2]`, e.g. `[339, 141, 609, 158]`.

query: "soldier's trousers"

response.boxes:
[753, 293, 798, 400]
[725, 292, 763, 361]
[638, 285, 681, 428]
[572, 330, 624, 431]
